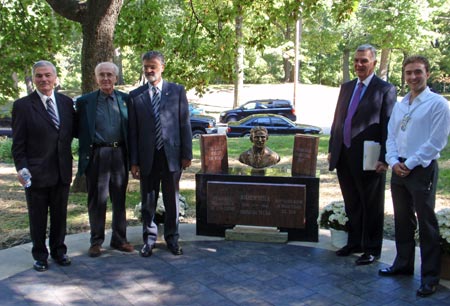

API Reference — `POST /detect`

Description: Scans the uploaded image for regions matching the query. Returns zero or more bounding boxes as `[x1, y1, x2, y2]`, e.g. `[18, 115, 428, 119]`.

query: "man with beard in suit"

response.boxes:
[128, 51, 192, 257]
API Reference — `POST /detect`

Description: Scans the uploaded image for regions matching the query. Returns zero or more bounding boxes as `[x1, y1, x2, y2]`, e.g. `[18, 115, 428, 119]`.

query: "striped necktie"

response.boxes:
[151, 86, 163, 150]
[343, 82, 364, 147]
[46, 97, 60, 129]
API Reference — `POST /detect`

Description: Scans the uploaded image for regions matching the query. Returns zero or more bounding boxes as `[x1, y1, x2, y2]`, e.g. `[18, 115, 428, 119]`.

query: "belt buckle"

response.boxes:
[112, 142, 119, 148]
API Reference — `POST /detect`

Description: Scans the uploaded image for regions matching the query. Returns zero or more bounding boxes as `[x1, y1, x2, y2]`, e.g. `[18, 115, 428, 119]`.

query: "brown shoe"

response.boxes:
[88, 245, 101, 257]
[110, 242, 134, 253]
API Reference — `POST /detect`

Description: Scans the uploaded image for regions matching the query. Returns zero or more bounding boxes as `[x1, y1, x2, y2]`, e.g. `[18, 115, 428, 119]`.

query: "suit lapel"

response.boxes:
[86, 91, 98, 140]
[31, 91, 55, 128]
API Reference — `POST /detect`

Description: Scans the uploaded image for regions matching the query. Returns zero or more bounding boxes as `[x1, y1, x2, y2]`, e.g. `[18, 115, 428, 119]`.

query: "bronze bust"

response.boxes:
[239, 126, 280, 169]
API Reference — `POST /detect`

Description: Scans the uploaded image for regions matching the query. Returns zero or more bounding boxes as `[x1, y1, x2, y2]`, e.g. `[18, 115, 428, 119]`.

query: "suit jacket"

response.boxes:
[329, 76, 397, 171]
[11, 91, 76, 187]
[128, 81, 192, 176]
[75, 89, 129, 177]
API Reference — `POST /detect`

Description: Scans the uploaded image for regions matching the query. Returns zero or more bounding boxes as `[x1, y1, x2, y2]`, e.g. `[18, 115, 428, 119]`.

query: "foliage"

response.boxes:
[318, 201, 348, 231]
[0, 138, 13, 163]
[437, 208, 450, 255]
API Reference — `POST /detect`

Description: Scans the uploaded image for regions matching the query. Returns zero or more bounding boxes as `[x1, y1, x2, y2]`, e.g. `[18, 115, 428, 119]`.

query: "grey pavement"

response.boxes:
[1, 224, 450, 305]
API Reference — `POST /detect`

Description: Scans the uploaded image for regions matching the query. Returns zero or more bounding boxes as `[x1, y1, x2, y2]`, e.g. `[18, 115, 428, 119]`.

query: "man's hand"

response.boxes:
[131, 165, 140, 180]
[375, 161, 388, 173]
[393, 162, 411, 177]
[181, 159, 191, 170]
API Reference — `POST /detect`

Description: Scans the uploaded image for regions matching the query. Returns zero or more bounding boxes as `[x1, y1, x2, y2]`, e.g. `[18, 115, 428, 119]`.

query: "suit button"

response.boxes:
[89, 144, 93, 148]
[86, 156, 89, 160]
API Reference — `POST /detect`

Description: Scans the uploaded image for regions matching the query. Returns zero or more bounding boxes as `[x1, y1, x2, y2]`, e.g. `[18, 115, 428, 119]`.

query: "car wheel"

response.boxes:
[243, 132, 251, 138]
[192, 129, 206, 139]
[227, 116, 238, 122]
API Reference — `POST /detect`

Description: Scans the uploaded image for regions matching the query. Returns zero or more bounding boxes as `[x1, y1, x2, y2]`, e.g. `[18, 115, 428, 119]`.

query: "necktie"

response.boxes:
[151, 86, 163, 150]
[343, 82, 364, 147]
[46, 97, 60, 129]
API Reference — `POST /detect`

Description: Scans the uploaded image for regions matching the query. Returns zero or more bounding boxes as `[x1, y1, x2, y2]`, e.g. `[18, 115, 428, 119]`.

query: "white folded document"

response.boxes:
[363, 141, 381, 171]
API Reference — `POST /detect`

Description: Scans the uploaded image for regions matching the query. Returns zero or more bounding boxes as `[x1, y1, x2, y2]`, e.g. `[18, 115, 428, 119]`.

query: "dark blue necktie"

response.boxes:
[151, 86, 163, 150]
[343, 82, 364, 147]
[46, 97, 59, 130]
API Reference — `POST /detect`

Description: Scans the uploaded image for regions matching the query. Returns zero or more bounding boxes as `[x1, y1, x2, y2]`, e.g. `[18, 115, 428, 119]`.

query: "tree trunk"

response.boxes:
[45, 0, 123, 94]
[342, 48, 350, 83]
[378, 48, 390, 81]
[233, 3, 244, 109]
[114, 48, 125, 85]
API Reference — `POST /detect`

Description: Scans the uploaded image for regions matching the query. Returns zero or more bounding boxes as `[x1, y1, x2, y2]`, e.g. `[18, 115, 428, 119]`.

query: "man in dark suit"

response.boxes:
[76, 62, 133, 257]
[129, 51, 192, 257]
[11, 60, 76, 272]
[328, 44, 396, 265]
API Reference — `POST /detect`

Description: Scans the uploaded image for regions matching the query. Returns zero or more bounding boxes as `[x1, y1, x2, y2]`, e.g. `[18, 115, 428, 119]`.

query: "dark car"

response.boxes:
[190, 114, 217, 139]
[226, 114, 321, 138]
[219, 99, 296, 123]
[0, 117, 12, 138]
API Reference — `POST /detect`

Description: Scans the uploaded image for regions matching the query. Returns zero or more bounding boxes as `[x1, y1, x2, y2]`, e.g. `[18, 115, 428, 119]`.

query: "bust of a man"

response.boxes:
[239, 126, 280, 169]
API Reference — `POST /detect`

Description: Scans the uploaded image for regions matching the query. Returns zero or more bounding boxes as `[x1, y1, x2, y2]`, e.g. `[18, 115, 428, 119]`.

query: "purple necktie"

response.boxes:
[343, 82, 364, 147]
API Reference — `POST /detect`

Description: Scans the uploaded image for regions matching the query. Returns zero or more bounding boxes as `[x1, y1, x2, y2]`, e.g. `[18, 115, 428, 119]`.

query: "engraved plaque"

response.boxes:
[207, 181, 306, 228]
[200, 134, 228, 173]
[291, 134, 319, 177]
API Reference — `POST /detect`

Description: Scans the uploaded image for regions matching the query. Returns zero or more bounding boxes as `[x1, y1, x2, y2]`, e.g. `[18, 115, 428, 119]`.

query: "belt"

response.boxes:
[93, 141, 123, 148]
[398, 157, 407, 162]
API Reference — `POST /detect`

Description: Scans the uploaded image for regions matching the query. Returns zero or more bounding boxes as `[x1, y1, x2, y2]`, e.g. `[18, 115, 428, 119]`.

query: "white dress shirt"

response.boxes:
[386, 87, 450, 169]
[36, 90, 60, 122]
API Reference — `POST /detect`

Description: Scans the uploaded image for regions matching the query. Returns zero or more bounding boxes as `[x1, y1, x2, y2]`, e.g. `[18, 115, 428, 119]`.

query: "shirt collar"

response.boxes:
[148, 79, 164, 92]
[358, 73, 375, 87]
[36, 89, 56, 105]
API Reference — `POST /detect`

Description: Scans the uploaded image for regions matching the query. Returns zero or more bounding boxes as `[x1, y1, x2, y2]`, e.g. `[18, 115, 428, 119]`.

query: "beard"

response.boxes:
[145, 74, 158, 83]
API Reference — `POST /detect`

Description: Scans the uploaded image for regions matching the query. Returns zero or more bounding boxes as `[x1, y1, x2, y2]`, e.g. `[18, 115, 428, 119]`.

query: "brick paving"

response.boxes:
[1, 239, 450, 305]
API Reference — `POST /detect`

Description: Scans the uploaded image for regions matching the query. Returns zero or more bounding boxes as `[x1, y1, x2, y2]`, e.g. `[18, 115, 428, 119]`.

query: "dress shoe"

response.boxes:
[53, 254, 71, 266]
[140, 244, 154, 257]
[355, 253, 379, 265]
[167, 244, 183, 256]
[335, 245, 362, 257]
[33, 260, 48, 272]
[110, 242, 134, 253]
[378, 266, 414, 276]
[88, 245, 101, 257]
[417, 284, 437, 297]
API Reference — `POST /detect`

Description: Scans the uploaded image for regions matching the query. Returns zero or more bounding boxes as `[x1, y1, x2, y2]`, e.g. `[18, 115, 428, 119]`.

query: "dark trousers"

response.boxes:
[85, 146, 128, 247]
[140, 148, 181, 247]
[336, 146, 385, 256]
[25, 183, 69, 261]
[391, 160, 440, 285]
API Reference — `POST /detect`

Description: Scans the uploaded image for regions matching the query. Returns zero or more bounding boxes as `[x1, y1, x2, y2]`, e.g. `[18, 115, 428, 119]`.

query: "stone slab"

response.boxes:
[200, 134, 228, 173]
[207, 181, 305, 228]
[291, 134, 319, 177]
[225, 226, 288, 243]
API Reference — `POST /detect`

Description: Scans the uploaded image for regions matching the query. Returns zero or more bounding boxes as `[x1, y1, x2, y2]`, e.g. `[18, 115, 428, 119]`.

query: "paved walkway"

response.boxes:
[1, 224, 449, 305]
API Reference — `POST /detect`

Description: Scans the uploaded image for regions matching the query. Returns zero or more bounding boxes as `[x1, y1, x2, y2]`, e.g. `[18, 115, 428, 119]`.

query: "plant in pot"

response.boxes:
[437, 208, 450, 280]
[318, 201, 349, 248]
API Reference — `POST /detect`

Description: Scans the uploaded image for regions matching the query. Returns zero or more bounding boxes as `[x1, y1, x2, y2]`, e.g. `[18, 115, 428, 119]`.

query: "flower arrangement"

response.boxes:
[437, 208, 450, 255]
[318, 201, 348, 231]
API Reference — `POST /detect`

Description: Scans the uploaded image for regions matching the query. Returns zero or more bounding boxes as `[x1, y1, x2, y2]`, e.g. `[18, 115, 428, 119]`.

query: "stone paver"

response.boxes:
[1, 239, 450, 305]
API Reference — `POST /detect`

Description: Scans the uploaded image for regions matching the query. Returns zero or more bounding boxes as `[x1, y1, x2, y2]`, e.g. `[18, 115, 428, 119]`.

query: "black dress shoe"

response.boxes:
[33, 260, 48, 272]
[417, 284, 436, 297]
[140, 244, 154, 257]
[53, 255, 71, 266]
[335, 245, 362, 257]
[167, 244, 183, 256]
[378, 266, 414, 276]
[355, 253, 379, 265]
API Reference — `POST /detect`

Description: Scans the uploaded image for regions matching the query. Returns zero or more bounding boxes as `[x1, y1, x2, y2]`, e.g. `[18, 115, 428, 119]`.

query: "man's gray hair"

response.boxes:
[32, 60, 57, 76]
[356, 44, 377, 60]
[95, 62, 119, 76]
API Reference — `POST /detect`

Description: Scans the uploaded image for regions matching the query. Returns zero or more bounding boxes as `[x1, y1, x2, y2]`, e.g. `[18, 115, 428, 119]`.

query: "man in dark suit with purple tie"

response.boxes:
[328, 44, 396, 265]
[128, 51, 192, 257]
[11, 60, 76, 272]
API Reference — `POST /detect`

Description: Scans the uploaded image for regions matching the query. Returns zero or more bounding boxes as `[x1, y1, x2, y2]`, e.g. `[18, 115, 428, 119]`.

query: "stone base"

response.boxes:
[225, 225, 288, 243]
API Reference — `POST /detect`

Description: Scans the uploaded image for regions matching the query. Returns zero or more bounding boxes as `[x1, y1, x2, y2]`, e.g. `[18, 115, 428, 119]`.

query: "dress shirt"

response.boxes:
[94, 92, 122, 143]
[36, 90, 60, 122]
[148, 79, 164, 99]
[386, 87, 450, 169]
[349, 73, 373, 106]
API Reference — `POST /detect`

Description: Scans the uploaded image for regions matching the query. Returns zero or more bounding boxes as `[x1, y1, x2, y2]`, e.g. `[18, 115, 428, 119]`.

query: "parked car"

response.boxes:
[0, 117, 12, 138]
[190, 114, 217, 139]
[219, 99, 296, 123]
[189, 103, 205, 116]
[226, 114, 321, 138]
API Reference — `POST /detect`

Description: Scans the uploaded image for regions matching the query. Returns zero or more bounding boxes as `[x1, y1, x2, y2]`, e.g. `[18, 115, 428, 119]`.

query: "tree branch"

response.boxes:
[45, 0, 87, 23]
